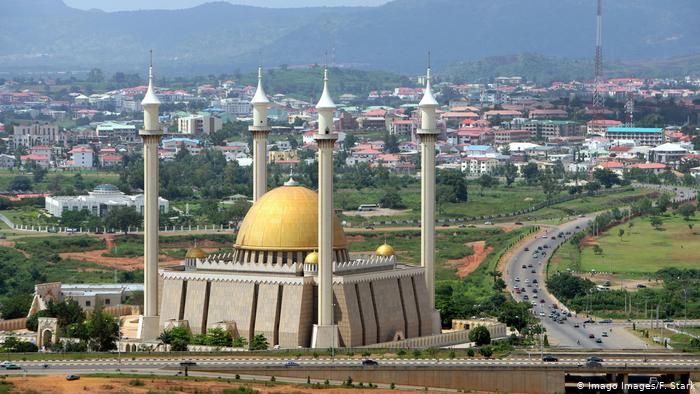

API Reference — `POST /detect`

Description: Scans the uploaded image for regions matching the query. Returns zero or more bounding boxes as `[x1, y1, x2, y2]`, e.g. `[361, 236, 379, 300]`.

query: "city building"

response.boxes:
[68, 146, 94, 168]
[44, 184, 169, 217]
[12, 122, 61, 148]
[30, 282, 143, 313]
[96, 121, 139, 144]
[605, 127, 664, 145]
[649, 143, 688, 166]
[494, 129, 530, 144]
[177, 113, 223, 135]
[587, 119, 622, 136]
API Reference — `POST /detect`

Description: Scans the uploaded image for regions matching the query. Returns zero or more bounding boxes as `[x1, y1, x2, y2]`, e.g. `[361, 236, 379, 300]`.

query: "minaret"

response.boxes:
[139, 52, 162, 339]
[250, 66, 271, 202]
[417, 55, 441, 334]
[311, 67, 339, 348]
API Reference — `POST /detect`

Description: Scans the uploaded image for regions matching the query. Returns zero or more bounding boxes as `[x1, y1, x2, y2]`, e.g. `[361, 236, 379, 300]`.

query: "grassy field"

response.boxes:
[347, 227, 505, 280]
[0, 169, 120, 192]
[630, 327, 699, 353]
[578, 214, 700, 275]
[338, 184, 554, 224]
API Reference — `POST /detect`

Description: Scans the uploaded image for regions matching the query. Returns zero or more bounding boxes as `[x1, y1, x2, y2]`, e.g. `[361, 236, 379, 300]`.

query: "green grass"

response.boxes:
[44, 259, 136, 283]
[14, 235, 105, 254]
[0, 207, 57, 227]
[0, 169, 119, 192]
[548, 239, 581, 275]
[579, 214, 700, 274]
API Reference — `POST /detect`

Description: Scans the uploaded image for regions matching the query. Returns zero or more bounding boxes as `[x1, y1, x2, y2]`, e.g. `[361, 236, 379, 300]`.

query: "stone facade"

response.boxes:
[158, 265, 432, 348]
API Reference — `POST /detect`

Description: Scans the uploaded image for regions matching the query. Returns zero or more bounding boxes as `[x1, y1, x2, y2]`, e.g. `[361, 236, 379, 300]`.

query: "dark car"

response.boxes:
[542, 355, 558, 362]
[587, 356, 603, 363]
[179, 361, 197, 367]
[524, 247, 529, 251]
[599, 319, 612, 324]
[583, 319, 595, 324]
[362, 359, 379, 366]
[532, 279, 538, 284]
[5, 364, 21, 370]
[588, 334, 595, 339]
[586, 361, 602, 368]
[285, 361, 300, 367]
[595, 338, 603, 343]
[636, 284, 647, 288]
[65, 375, 80, 381]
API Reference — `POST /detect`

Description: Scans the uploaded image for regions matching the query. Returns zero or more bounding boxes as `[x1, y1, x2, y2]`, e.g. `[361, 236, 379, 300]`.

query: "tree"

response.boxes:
[383, 131, 399, 153]
[477, 174, 496, 196]
[86, 306, 119, 351]
[159, 326, 191, 351]
[32, 167, 48, 183]
[437, 170, 468, 202]
[9, 176, 31, 191]
[618, 228, 625, 240]
[503, 162, 517, 186]
[593, 168, 620, 189]
[478, 345, 493, 358]
[379, 190, 406, 209]
[538, 171, 561, 200]
[678, 203, 695, 220]
[344, 133, 357, 150]
[0, 294, 32, 319]
[585, 180, 601, 194]
[104, 206, 142, 234]
[468, 325, 491, 346]
[249, 334, 269, 351]
[688, 223, 695, 233]
[650, 216, 664, 231]
[656, 193, 671, 213]
[205, 327, 232, 347]
[592, 245, 603, 255]
[521, 163, 539, 185]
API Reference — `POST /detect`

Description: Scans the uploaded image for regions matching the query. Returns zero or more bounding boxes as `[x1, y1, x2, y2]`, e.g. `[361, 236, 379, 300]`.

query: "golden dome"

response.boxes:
[234, 185, 347, 251]
[304, 251, 319, 265]
[375, 243, 395, 257]
[185, 247, 207, 259]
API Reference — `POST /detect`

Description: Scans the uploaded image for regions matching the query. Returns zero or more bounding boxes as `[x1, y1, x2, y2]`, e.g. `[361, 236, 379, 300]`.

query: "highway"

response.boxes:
[504, 184, 697, 350]
[3, 355, 700, 372]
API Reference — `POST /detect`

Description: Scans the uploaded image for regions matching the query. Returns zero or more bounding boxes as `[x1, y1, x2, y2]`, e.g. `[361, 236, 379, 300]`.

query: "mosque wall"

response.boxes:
[182, 280, 208, 334]
[279, 283, 313, 348]
[333, 284, 363, 347]
[399, 276, 420, 338]
[253, 283, 281, 346]
[207, 281, 256, 341]
[159, 278, 184, 327]
[356, 282, 378, 344]
[371, 278, 406, 343]
[412, 274, 434, 336]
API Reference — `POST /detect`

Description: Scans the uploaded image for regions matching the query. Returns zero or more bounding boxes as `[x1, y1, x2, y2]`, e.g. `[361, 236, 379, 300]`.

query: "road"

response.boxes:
[2, 355, 699, 373]
[504, 184, 697, 350]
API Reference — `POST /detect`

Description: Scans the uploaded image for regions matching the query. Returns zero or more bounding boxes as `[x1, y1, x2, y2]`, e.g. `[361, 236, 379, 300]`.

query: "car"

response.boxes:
[65, 375, 80, 381]
[601, 332, 608, 337]
[663, 318, 674, 323]
[573, 324, 580, 328]
[285, 361, 300, 367]
[179, 361, 197, 367]
[514, 222, 523, 225]
[0, 361, 12, 368]
[441, 223, 450, 227]
[542, 245, 548, 249]
[537, 246, 543, 250]
[531, 269, 536, 273]
[522, 264, 527, 269]
[599, 319, 612, 324]
[551, 304, 558, 309]
[532, 279, 538, 284]
[458, 224, 467, 228]
[587, 356, 603, 363]
[560, 316, 567, 321]
[595, 338, 603, 343]
[551, 236, 556, 240]
[540, 299, 545, 304]
[515, 277, 520, 282]
[5, 364, 20, 370]
[362, 359, 379, 366]
[524, 247, 529, 251]
[527, 264, 533, 268]
[575, 225, 580, 229]
[566, 231, 571, 235]
[588, 334, 595, 339]
[532, 288, 538, 293]
[523, 295, 529, 300]
[484, 221, 493, 225]
[542, 355, 558, 362]
[637, 284, 647, 288]
[532, 254, 538, 259]
[558, 320, 564, 324]
[586, 361, 602, 368]
[539, 312, 545, 316]
[583, 319, 595, 324]
[365, 225, 374, 230]
[579, 214, 585, 218]
[532, 295, 538, 299]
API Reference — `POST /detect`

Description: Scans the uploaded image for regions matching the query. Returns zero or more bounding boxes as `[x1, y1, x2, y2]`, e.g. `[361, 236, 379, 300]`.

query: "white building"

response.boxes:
[177, 114, 223, 135]
[45, 184, 169, 218]
[219, 98, 251, 116]
[649, 143, 688, 166]
[461, 157, 499, 176]
[68, 146, 94, 168]
[605, 127, 664, 146]
[13, 122, 61, 148]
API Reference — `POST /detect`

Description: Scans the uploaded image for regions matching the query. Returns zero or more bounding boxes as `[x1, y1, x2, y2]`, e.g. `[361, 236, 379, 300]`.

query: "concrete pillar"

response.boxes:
[251, 129, 270, 201]
[420, 132, 437, 311]
[141, 133, 161, 318]
[316, 136, 336, 327]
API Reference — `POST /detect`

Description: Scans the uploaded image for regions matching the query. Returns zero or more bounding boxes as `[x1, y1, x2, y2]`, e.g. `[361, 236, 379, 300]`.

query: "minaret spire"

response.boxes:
[250, 66, 271, 202]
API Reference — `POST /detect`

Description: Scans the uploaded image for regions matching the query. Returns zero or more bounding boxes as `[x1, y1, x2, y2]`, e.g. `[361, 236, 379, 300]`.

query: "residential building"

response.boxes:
[390, 119, 416, 135]
[219, 97, 251, 116]
[12, 122, 61, 148]
[461, 157, 499, 176]
[96, 122, 139, 144]
[587, 119, 622, 136]
[0, 154, 15, 169]
[177, 114, 223, 135]
[20, 154, 50, 168]
[68, 146, 94, 168]
[605, 127, 664, 145]
[494, 129, 530, 144]
[649, 143, 688, 166]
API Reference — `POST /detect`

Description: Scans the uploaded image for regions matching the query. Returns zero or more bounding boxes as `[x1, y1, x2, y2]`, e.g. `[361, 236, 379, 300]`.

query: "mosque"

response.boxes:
[136, 59, 442, 348]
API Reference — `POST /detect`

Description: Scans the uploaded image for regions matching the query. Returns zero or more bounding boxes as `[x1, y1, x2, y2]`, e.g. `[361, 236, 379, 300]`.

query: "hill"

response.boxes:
[1, 0, 699, 75]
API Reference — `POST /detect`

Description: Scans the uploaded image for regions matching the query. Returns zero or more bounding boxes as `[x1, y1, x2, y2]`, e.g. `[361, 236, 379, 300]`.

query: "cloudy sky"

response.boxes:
[63, 0, 389, 11]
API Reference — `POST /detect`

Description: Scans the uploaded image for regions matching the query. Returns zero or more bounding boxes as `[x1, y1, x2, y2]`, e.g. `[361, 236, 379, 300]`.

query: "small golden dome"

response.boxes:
[234, 185, 348, 251]
[304, 251, 319, 265]
[185, 247, 207, 259]
[375, 243, 395, 257]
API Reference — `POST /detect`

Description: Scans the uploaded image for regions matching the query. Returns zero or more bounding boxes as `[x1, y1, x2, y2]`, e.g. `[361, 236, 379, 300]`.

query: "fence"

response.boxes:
[361, 323, 507, 349]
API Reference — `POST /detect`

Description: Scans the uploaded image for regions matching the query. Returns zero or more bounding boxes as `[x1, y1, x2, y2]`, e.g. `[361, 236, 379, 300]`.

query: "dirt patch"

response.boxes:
[161, 239, 229, 248]
[344, 235, 366, 243]
[574, 272, 664, 291]
[0, 239, 31, 258]
[5, 375, 439, 394]
[59, 235, 181, 271]
[580, 235, 599, 247]
[447, 240, 494, 278]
